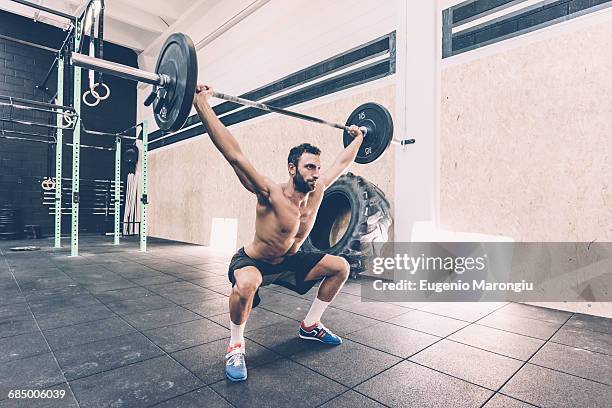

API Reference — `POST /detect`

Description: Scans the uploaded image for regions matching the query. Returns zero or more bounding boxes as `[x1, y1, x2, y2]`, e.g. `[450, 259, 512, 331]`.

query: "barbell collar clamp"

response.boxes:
[159, 74, 171, 87]
[354, 125, 414, 146]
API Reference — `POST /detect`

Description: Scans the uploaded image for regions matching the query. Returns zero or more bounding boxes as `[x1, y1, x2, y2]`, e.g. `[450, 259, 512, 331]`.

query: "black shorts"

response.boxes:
[227, 247, 326, 308]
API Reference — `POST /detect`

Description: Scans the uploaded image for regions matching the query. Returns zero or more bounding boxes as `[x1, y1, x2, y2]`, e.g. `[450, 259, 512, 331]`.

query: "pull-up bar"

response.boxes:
[0, 131, 115, 151]
[9, 0, 77, 22]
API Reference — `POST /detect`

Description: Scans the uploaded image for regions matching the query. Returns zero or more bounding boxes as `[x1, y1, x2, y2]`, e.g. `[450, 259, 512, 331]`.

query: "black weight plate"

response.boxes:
[153, 33, 198, 132]
[343, 102, 393, 164]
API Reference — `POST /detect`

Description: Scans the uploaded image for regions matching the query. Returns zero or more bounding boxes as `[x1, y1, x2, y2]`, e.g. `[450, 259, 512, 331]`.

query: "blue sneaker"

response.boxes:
[225, 344, 247, 382]
[299, 321, 342, 345]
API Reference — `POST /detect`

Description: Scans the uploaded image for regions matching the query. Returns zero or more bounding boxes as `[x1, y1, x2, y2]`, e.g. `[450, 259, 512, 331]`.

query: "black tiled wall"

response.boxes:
[0, 9, 138, 236]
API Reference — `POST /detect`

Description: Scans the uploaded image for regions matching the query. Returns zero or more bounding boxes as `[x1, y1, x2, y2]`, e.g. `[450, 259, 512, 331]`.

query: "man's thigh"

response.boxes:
[303, 254, 346, 282]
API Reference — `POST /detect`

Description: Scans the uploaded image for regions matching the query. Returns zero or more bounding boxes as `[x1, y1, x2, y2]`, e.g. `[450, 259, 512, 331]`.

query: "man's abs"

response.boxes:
[245, 237, 296, 264]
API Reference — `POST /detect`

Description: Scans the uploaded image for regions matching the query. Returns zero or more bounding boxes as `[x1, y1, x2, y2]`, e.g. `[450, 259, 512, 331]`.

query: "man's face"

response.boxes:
[291, 153, 321, 193]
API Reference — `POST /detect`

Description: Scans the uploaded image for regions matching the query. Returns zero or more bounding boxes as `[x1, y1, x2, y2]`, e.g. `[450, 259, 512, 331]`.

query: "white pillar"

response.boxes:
[394, 0, 440, 240]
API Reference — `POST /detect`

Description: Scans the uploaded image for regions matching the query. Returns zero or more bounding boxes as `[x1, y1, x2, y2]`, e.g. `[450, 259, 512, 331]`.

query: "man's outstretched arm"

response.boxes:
[193, 84, 270, 198]
[319, 125, 364, 187]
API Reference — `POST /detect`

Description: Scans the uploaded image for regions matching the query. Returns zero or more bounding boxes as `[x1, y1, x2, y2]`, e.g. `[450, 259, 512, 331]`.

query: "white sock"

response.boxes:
[303, 297, 330, 327]
[230, 321, 245, 347]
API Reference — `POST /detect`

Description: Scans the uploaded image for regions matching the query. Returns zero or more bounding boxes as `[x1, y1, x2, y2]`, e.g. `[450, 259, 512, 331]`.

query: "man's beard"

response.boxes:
[293, 170, 315, 193]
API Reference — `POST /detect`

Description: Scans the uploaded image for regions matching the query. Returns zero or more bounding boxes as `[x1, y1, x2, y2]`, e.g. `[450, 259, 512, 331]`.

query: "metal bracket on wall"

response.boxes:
[140, 120, 148, 252]
[114, 136, 121, 245]
[71, 22, 82, 257]
[54, 55, 64, 248]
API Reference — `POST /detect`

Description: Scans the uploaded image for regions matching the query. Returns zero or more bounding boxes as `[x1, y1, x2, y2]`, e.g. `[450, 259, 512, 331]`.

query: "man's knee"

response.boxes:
[233, 269, 262, 300]
[334, 257, 350, 281]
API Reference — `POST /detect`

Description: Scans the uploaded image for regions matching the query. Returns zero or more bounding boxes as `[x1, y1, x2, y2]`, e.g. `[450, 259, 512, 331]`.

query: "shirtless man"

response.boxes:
[193, 84, 364, 382]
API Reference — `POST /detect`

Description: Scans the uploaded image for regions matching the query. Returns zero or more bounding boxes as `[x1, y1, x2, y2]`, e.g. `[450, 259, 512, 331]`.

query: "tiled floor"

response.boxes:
[0, 236, 610, 407]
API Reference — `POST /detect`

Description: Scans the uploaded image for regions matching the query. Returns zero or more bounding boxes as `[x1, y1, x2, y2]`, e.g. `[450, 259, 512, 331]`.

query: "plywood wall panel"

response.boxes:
[440, 22, 612, 241]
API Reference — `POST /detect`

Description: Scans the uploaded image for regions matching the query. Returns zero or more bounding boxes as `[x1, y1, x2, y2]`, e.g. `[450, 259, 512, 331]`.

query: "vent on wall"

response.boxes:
[149, 31, 396, 151]
[443, 0, 612, 58]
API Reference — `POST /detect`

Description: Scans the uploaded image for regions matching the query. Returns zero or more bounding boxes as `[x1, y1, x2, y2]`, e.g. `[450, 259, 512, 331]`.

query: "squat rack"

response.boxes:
[2, 0, 149, 255]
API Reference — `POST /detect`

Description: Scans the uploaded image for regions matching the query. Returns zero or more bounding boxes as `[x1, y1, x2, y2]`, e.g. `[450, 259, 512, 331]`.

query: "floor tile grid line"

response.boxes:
[421, 301, 513, 322]
[51, 351, 165, 384]
[330, 300, 510, 326]
[146, 384, 231, 408]
[561, 321, 612, 336]
[184, 307, 238, 324]
[0, 297, 26, 307]
[468, 311, 612, 357]
[92, 264, 251, 340]
[494, 392, 542, 407]
[208, 298, 411, 404]
[96, 260, 223, 301]
[0, 247, 81, 407]
[476, 311, 576, 408]
[265, 280, 404, 305]
[241, 301, 508, 405]
[82, 263, 238, 339]
[92, 262, 289, 358]
[524, 362, 612, 387]
[129, 253, 228, 273]
[0, 340, 55, 364]
[314, 388, 393, 408]
[101, 265, 330, 338]
[237, 335, 495, 408]
[257, 302, 435, 339]
[1, 314, 116, 341]
[547, 338, 611, 357]
[257, 297, 473, 343]
[41, 321, 140, 354]
[72, 257, 287, 408]
[557, 314, 612, 336]
[484, 306, 575, 326]
[472, 320, 564, 343]
[50, 330, 176, 364]
[102, 301, 207, 324]
[338, 322, 548, 367]
[135, 319, 230, 354]
[208, 345, 387, 407]
[207, 285, 233, 297]
[321, 299, 519, 400]
[440, 335, 539, 364]
[259, 302, 384, 333]
[106, 258, 228, 291]
[57, 271, 239, 408]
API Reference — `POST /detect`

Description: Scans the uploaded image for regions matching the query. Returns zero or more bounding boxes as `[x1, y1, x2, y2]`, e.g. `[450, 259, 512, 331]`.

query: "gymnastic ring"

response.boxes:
[41, 177, 56, 191]
[62, 112, 75, 128]
[83, 89, 101, 107]
[93, 82, 110, 100]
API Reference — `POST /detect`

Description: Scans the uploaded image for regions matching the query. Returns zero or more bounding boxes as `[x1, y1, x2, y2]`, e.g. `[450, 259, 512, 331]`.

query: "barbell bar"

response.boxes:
[207, 92, 412, 146]
[71, 33, 415, 164]
[70, 54, 411, 145]
[71, 53, 164, 86]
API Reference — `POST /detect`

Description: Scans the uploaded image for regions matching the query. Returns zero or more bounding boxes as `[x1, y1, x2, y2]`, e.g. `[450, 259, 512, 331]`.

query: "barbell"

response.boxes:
[71, 33, 415, 164]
